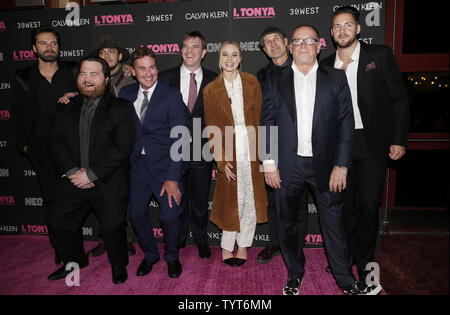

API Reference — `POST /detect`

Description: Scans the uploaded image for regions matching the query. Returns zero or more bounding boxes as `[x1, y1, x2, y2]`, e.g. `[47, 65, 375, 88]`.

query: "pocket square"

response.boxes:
[366, 61, 376, 72]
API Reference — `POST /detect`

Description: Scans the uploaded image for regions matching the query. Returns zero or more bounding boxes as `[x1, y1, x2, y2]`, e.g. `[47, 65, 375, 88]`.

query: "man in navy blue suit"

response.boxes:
[159, 31, 217, 259]
[261, 25, 376, 295]
[118, 47, 187, 279]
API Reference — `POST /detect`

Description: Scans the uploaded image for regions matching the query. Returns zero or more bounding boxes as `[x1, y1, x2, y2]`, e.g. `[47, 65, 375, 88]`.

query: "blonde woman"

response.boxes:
[203, 41, 267, 267]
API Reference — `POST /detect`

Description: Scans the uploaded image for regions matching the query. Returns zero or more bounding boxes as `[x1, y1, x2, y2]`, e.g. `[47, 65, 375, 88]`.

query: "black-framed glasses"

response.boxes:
[291, 37, 319, 46]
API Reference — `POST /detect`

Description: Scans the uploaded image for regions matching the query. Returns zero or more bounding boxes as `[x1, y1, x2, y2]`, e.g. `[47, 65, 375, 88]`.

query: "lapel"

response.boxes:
[67, 95, 83, 160]
[142, 81, 162, 125]
[357, 42, 371, 111]
[279, 65, 297, 127]
[312, 67, 326, 131]
[241, 72, 253, 117]
[215, 74, 234, 125]
[89, 92, 111, 155]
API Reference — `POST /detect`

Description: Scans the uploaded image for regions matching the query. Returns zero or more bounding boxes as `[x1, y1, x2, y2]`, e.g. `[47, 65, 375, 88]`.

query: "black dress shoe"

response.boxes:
[48, 259, 89, 280]
[167, 260, 182, 278]
[54, 253, 63, 265]
[197, 244, 211, 259]
[112, 266, 127, 284]
[223, 258, 236, 267]
[136, 258, 160, 276]
[127, 242, 136, 256]
[87, 242, 106, 257]
[256, 245, 280, 264]
[234, 258, 247, 267]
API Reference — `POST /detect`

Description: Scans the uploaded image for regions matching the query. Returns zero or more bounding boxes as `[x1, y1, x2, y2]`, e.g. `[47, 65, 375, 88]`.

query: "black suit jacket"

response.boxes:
[49, 92, 135, 205]
[11, 61, 78, 152]
[320, 43, 409, 161]
[158, 65, 218, 162]
[261, 62, 354, 192]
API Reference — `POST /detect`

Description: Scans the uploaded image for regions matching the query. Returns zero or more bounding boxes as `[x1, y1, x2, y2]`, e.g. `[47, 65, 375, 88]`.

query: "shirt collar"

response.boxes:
[138, 81, 157, 96]
[291, 60, 318, 78]
[181, 64, 202, 76]
[335, 40, 361, 65]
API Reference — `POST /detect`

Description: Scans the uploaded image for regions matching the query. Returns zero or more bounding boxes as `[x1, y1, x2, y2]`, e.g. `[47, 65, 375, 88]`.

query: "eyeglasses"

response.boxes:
[291, 38, 319, 46]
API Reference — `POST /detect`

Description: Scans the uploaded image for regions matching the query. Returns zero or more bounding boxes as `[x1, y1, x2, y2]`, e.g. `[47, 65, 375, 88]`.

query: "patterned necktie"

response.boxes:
[187, 72, 197, 113]
[140, 90, 149, 122]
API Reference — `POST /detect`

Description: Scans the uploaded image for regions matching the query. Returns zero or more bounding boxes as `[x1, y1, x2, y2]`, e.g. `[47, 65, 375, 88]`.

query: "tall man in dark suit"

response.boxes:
[256, 26, 309, 265]
[47, 57, 135, 284]
[261, 25, 374, 295]
[119, 48, 187, 279]
[11, 25, 78, 265]
[159, 31, 217, 259]
[321, 6, 409, 293]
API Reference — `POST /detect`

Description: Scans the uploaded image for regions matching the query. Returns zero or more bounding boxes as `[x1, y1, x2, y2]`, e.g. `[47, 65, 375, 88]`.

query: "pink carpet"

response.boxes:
[0, 235, 375, 295]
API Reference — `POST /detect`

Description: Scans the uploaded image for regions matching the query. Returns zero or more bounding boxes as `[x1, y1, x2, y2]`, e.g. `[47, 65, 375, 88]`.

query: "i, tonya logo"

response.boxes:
[233, 7, 276, 19]
[141, 44, 180, 55]
[94, 14, 134, 26]
[13, 50, 37, 61]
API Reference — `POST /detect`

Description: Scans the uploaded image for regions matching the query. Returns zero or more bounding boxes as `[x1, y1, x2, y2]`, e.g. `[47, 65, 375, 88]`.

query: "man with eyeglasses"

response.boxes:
[321, 6, 409, 295]
[255, 27, 309, 266]
[261, 24, 376, 295]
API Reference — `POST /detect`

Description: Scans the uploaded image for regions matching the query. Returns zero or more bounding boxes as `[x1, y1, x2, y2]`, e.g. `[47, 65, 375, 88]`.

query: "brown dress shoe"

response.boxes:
[256, 245, 280, 264]
[87, 242, 106, 257]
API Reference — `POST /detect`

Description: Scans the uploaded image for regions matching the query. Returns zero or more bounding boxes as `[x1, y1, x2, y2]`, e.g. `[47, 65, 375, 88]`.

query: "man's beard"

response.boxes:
[78, 82, 106, 101]
[336, 34, 358, 49]
[37, 50, 58, 62]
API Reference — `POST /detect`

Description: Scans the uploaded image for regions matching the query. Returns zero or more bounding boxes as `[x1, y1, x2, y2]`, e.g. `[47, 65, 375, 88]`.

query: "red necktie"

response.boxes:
[188, 73, 197, 113]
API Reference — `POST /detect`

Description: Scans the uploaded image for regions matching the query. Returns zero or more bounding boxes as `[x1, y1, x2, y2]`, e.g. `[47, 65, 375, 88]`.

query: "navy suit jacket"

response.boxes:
[261, 61, 354, 192]
[320, 43, 409, 161]
[158, 66, 218, 162]
[118, 81, 188, 186]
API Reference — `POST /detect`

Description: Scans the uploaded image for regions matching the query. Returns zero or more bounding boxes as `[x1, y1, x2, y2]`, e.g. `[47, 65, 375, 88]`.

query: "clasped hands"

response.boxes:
[69, 168, 95, 189]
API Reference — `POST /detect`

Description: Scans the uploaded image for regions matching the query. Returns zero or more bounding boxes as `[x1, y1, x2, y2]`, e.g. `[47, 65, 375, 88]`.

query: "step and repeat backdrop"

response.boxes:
[0, 0, 385, 247]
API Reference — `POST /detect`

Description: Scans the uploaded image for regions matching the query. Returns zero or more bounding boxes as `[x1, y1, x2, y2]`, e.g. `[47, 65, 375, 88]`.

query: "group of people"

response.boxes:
[11, 6, 409, 295]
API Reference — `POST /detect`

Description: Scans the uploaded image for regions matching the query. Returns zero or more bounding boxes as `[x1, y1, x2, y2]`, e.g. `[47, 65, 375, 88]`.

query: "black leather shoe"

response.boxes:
[223, 258, 236, 267]
[256, 245, 280, 264]
[87, 242, 106, 257]
[127, 242, 136, 256]
[167, 260, 182, 278]
[54, 253, 63, 265]
[112, 266, 128, 284]
[136, 258, 159, 276]
[234, 258, 247, 267]
[48, 259, 89, 280]
[197, 244, 211, 259]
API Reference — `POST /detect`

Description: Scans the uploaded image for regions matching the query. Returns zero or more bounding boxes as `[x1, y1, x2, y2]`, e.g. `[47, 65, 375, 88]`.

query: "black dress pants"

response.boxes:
[179, 160, 213, 246]
[49, 186, 128, 268]
[276, 156, 355, 289]
[266, 184, 309, 247]
[344, 130, 386, 278]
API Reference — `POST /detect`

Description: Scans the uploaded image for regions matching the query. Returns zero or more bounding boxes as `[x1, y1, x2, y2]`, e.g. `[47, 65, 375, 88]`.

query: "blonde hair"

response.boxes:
[218, 40, 242, 72]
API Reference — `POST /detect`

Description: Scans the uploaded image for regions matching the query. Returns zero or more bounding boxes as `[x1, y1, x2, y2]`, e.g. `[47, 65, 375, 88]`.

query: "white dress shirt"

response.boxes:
[292, 61, 318, 157]
[334, 41, 364, 129]
[134, 82, 157, 154]
[180, 64, 203, 106]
